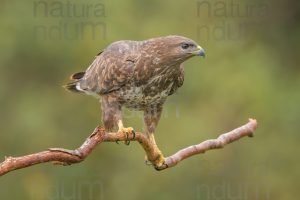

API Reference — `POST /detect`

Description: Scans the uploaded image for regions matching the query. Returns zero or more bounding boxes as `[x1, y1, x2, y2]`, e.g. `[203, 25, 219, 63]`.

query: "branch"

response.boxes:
[0, 118, 257, 176]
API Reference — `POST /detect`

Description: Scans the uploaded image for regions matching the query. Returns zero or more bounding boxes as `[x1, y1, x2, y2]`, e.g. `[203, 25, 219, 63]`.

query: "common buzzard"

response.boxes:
[64, 35, 205, 167]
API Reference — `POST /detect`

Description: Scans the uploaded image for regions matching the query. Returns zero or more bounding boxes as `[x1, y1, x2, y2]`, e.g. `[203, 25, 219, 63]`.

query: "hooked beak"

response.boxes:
[192, 46, 205, 58]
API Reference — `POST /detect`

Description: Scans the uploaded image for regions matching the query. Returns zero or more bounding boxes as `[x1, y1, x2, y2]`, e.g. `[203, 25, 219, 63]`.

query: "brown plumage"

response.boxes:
[65, 35, 205, 167]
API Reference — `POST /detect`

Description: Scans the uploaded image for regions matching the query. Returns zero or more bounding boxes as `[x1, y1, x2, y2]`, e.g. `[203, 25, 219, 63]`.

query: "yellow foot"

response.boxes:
[118, 127, 135, 145]
[144, 152, 167, 170]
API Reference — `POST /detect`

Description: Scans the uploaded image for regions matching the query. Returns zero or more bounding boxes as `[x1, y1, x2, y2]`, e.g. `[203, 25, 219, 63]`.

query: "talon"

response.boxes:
[153, 157, 167, 170]
[115, 139, 120, 144]
[117, 127, 135, 145]
[124, 131, 130, 145]
[146, 151, 166, 170]
[154, 163, 168, 171]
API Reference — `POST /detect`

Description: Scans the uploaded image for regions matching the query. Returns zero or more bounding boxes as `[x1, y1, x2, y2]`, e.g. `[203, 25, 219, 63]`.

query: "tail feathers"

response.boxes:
[63, 71, 85, 93]
[70, 71, 85, 80]
[63, 81, 82, 93]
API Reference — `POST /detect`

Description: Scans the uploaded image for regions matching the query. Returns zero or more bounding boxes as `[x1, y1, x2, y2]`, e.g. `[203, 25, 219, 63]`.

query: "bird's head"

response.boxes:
[145, 35, 205, 65]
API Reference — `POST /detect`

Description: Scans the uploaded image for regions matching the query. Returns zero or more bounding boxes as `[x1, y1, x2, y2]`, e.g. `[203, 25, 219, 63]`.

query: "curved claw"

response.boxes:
[124, 132, 130, 145]
[144, 151, 166, 170]
[154, 163, 168, 171]
[118, 127, 135, 145]
[144, 157, 168, 170]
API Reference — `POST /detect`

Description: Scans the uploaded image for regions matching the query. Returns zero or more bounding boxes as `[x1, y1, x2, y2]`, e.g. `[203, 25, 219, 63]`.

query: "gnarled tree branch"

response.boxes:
[0, 118, 257, 176]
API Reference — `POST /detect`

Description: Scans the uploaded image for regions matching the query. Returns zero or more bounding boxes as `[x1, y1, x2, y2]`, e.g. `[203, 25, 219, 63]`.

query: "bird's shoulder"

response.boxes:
[94, 40, 141, 70]
[80, 40, 141, 94]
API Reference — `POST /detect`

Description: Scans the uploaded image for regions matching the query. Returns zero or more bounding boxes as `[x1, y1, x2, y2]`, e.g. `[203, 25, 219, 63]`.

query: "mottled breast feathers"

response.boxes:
[169, 64, 184, 96]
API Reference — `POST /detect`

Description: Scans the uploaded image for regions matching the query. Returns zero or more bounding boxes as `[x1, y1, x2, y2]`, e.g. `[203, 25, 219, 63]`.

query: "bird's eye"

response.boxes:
[181, 43, 190, 49]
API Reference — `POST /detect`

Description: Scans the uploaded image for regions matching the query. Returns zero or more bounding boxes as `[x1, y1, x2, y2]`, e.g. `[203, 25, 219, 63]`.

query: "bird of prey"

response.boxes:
[64, 35, 205, 167]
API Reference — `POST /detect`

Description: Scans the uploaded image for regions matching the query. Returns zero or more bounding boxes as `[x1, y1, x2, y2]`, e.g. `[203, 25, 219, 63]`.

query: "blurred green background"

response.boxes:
[0, 0, 299, 199]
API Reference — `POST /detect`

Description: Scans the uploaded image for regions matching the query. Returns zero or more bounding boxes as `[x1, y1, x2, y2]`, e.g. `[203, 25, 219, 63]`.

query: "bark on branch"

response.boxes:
[0, 118, 257, 176]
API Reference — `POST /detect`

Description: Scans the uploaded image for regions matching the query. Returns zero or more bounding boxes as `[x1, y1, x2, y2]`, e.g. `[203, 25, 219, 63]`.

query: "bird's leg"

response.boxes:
[101, 96, 135, 145]
[117, 120, 135, 145]
[144, 132, 166, 169]
[143, 105, 166, 169]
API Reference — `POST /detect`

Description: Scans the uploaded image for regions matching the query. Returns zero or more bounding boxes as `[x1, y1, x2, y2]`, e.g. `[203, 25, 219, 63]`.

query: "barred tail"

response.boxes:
[63, 71, 85, 93]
